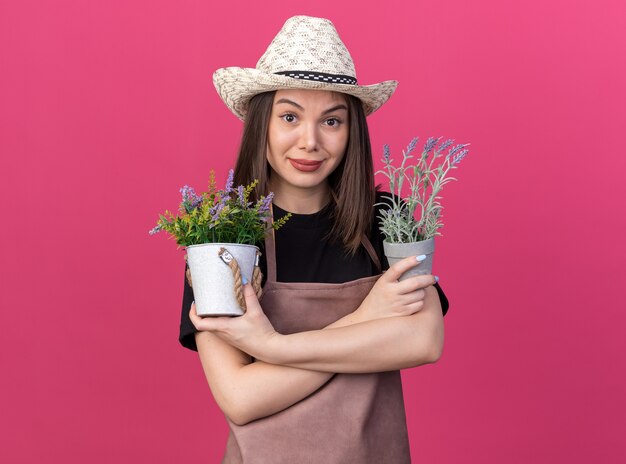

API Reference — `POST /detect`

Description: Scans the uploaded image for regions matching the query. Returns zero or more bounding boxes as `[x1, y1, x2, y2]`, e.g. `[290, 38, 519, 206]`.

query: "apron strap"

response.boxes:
[265, 203, 278, 283]
[361, 234, 382, 274]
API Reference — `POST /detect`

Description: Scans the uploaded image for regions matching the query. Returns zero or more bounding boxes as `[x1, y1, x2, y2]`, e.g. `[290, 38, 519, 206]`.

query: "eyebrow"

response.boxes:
[275, 98, 348, 115]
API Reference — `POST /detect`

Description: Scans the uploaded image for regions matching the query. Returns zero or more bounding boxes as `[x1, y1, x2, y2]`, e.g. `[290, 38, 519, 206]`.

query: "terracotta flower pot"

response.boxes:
[383, 238, 435, 281]
[185, 242, 259, 316]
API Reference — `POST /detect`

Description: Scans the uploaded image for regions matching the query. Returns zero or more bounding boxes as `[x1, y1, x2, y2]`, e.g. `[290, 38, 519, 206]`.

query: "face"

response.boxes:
[266, 89, 349, 199]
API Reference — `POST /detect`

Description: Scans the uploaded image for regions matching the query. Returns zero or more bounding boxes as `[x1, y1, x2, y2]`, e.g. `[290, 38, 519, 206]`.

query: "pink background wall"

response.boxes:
[1, 1, 624, 462]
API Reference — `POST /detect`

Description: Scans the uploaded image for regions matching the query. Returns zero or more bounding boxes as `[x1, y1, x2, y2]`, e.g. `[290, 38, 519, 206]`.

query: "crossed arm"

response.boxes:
[194, 307, 365, 426]
[256, 284, 444, 373]
[192, 257, 444, 426]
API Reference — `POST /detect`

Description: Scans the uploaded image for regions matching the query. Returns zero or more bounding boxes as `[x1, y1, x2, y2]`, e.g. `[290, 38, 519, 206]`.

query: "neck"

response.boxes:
[269, 179, 331, 214]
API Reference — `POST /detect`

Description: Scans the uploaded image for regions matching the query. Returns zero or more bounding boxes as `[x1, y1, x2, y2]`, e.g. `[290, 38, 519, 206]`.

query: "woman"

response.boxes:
[179, 15, 449, 463]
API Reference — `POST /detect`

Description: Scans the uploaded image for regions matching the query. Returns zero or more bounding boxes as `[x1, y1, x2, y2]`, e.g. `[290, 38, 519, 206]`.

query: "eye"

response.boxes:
[280, 113, 297, 123]
[325, 117, 343, 128]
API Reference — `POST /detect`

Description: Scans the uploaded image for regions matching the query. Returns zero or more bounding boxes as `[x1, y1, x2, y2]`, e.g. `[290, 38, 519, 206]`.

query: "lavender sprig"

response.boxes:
[439, 138, 454, 151]
[209, 201, 225, 222]
[451, 148, 469, 166]
[236, 185, 246, 206]
[148, 224, 163, 235]
[375, 136, 470, 243]
[256, 192, 274, 214]
[424, 136, 440, 154]
[224, 169, 234, 194]
[406, 136, 419, 156]
[180, 185, 203, 213]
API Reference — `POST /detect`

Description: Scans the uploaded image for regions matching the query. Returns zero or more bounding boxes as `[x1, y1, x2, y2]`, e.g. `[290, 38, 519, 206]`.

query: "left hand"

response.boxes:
[189, 282, 279, 360]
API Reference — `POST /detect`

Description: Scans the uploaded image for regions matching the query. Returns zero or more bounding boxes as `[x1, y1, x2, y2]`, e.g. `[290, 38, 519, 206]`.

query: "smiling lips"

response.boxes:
[288, 158, 324, 172]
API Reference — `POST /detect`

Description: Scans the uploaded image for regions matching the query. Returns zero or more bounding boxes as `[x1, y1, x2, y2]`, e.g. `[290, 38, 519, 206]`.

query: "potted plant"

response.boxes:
[376, 136, 470, 281]
[149, 169, 290, 316]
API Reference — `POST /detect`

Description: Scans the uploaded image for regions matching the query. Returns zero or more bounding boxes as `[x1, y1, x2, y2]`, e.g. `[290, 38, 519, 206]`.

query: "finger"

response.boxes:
[404, 300, 425, 315]
[400, 289, 426, 305]
[189, 301, 198, 321]
[383, 255, 427, 282]
[189, 303, 205, 329]
[189, 302, 227, 332]
[395, 274, 437, 294]
[242, 282, 262, 314]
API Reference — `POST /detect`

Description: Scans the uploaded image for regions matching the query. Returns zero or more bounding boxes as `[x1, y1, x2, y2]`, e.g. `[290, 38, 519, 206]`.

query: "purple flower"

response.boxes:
[237, 185, 246, 206]
[180, 185, 197, 203]
[424, 136, 440, 154]
[445, 143, 465, 159]
[224, 169, 234, 194]
[439, 138, 454, 151]
[180, 185, 203, 212]
[209, 201, 225, 221]
[257, 192, 274, 214]
[451, 148, 469, 166]
[383, 144, 390, 162]
[446, 143, 471, 164]
[406, 137, 419, 155]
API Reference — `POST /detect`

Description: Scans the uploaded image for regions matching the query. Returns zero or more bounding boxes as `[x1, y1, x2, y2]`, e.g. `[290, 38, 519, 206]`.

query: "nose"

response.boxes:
[298, 121, 319, 152]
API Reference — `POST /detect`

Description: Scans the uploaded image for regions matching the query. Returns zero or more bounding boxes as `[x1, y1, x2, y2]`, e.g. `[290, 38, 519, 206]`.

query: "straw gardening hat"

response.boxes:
[212, 15, 398, 121]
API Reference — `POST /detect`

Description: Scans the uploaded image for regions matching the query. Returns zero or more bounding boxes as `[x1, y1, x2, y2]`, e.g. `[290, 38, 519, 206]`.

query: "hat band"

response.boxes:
[273, 70, 358, 85]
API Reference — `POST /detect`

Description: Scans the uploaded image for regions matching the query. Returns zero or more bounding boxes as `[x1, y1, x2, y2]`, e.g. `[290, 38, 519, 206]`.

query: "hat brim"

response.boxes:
[213, 67, 398, 121]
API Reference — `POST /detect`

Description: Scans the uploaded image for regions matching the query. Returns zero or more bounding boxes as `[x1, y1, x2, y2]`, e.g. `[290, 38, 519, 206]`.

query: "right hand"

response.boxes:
[356, 256, 437, 322]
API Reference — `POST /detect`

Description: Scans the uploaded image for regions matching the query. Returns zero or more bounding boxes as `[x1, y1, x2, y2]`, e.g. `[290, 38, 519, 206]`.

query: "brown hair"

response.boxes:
[233, 90, 376, 256]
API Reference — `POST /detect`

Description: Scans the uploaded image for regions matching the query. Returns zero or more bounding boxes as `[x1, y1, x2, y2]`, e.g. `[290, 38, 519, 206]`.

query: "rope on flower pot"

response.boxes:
[217, 247, 264, 312]
[252, 250, 263, 300]
[218, 247, 246, 311]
